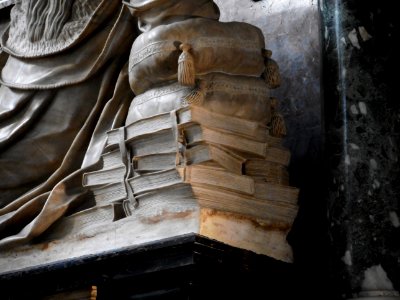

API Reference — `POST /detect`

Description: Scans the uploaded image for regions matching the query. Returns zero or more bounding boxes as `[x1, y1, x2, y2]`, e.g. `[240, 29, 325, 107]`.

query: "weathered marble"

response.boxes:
[200, 208, 293, 262]
[0, 200, 200, 274]
[0, 0, 138, 249]
[0, 0, 14, 10]
[321, 0, 400, 298]
[0, 0, 299, 274]
[0, 203, 295, 274]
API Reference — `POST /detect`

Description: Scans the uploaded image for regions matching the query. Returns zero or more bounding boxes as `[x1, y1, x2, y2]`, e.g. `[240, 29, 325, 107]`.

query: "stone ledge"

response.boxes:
[0, 202, 293, 276]
[0, 233, 295, 299]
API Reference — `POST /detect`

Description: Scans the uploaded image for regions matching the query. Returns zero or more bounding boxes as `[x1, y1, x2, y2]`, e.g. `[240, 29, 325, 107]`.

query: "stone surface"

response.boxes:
[0, 0, 14, 9]
[0, 199, 200, 275]
[0, 234, 296, 299]
[199, 208, 293, 262]
[321, 0, 400, 298]
[0, 1, 299, 276]
[215, 0, 321, 162]
[0, 0, 136, 249]
[0, 0, 298, 255]
[1, 1, 323, 295]
[0, 203, 295, 274]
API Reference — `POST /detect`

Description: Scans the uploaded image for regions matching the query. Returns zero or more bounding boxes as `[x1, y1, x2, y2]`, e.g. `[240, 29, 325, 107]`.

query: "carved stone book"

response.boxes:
[107, 112, 175, 146]
[245, 161, 290, 185]
[192, 185, 297, 225]
[253, 181, 299, 204]
[177, 165, 255, 195]
[182, 124, 268, 157]
[82, 165, 126, 187]
[184, 143, 245, 174]
[47, 203, 125, 240]
[91, 182, 127, 206]
[130, 168, 184, 195]
[133, 152, 178, 172]
[101, 149, 125, 170]
[86, 164, 298, 219]
[108, 106, 268, 146]
[125, 129, 177, 157]
[177, 106, 267, 140]
[261, 148, 291, 166]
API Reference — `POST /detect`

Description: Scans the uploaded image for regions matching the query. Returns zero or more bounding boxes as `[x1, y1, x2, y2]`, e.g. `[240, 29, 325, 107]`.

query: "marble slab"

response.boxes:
[0, 200, 200, 275]
[0, 204, 294, 274]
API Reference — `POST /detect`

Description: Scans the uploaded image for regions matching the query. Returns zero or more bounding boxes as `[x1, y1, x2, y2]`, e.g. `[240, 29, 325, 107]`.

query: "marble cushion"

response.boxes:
[128, 18, 265, 94]
[126, 73, 271, 125]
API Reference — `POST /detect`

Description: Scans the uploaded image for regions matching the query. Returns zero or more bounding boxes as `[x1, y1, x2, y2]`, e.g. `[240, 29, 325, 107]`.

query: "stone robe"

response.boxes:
[0, 0, 137, 248]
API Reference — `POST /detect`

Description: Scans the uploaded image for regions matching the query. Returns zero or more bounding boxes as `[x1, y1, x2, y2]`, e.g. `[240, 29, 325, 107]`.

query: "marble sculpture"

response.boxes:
[0, 0, 298, 262]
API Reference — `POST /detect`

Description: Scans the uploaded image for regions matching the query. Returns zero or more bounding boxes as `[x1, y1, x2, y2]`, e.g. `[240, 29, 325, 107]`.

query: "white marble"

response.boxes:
[0, 0, 14, 9]
[0, 200, 200, 275]
[0, 204, 294, 273]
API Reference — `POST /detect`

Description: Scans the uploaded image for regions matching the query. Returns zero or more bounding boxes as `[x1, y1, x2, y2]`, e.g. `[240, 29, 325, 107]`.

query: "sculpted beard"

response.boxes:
[26, 0, 74, 42]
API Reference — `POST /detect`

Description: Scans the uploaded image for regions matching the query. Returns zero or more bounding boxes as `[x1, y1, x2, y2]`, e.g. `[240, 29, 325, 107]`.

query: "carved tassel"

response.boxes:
[269, 97, 287, 137]
[270, 113, 287, 137]
[262, 49, 281, 89]
[181, 87, 204, 106]
[178, 43, 196, 86]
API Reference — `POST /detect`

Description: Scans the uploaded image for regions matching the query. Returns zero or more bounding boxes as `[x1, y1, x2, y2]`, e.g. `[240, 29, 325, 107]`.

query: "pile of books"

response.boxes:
[74, 16, 298, 240]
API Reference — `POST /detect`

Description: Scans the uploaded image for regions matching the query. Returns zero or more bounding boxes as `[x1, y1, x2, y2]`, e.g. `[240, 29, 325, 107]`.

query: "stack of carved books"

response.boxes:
[81, 88, 297, 224]
[68, 12, 298, 260]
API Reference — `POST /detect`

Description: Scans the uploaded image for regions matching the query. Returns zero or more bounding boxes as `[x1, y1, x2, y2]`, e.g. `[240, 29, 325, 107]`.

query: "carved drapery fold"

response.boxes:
[0, 1, 137, 249]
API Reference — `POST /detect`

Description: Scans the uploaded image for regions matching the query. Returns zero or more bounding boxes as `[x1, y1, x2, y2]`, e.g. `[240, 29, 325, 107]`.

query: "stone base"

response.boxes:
[200, 208, 292, 262]
[0, 200, 293, 275]
[0, 234, 295, 299]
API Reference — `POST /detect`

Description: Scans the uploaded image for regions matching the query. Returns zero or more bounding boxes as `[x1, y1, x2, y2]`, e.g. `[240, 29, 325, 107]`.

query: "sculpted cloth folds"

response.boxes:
[0, 0, 137, 249]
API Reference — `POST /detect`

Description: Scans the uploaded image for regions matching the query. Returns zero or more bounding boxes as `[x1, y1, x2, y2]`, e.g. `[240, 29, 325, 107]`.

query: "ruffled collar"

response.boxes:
[1, 0, 118, 58]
